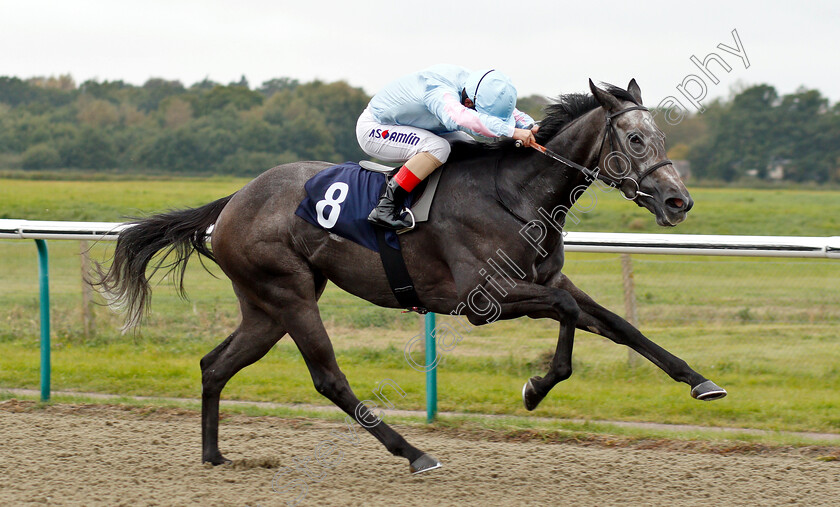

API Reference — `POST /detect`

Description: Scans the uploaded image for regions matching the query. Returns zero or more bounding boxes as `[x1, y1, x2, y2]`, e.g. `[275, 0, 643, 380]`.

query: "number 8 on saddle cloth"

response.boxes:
[295, 161, 417, 252]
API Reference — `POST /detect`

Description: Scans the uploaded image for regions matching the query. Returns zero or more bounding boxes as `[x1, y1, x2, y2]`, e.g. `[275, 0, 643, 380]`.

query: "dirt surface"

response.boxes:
[1, 401, 838, 506]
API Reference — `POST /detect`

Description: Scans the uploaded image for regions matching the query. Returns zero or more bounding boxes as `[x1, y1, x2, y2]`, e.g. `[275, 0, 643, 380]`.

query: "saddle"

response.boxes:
[295, 161, 443, 312]
[358, 160, 443, 224]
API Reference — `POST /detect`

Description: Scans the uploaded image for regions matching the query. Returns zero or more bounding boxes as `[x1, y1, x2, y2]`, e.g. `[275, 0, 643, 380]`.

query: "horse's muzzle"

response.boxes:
[640, 189, 692, 227]
[665, 195, 693, 213]
[655, 192, 692, 226]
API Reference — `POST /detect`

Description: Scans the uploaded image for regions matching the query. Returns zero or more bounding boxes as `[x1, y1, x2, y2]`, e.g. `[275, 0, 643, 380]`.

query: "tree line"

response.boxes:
[0, 74, 837, 182]
[659, 84, 840, 183]
[0, 75, 372, 176]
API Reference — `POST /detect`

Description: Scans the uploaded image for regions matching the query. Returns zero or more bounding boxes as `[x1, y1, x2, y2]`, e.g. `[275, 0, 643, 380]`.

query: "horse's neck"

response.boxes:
[546, 108, 606, 175]
[501, 109, 605, 219]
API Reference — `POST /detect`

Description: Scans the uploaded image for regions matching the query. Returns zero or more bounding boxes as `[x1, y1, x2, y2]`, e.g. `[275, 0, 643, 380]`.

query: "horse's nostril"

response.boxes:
[666, 197, 685, 210]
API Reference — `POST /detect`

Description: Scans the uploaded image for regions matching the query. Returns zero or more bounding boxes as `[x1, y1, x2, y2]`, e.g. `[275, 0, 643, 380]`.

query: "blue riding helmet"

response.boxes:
[463, 69, 518, 127]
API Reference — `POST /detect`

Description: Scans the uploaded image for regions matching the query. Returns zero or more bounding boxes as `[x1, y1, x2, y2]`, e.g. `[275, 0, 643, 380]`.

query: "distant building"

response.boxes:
[767, 164, 784, 180]
[745, 163, 785, 180]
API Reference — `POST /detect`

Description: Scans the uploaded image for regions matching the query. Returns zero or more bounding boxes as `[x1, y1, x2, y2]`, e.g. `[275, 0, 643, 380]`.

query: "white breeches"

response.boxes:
[356, 108, 473, 164]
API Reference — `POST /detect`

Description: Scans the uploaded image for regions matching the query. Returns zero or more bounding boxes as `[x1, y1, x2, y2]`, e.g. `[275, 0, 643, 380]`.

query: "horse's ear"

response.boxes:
[589, 79, 621, 111]
[627, 78, 643, 104]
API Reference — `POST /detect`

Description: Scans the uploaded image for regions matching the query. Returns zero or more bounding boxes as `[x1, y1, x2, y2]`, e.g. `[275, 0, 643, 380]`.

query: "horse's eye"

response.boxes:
[629, 134, 643, 144]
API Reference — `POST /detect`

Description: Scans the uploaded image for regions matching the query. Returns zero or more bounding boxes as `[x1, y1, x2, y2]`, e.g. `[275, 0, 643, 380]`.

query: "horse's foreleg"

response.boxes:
[281, 297, 439, 474]
[554, 274, 727, 400]
[457, 282, 581, 411]
[200, 302, 286, 465]
[521, 290, 581, 411]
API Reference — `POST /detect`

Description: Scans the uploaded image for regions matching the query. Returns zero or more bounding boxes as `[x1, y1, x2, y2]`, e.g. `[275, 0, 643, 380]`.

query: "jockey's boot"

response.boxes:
[368, 177, 412, 230]
[368, 152, 443, 231]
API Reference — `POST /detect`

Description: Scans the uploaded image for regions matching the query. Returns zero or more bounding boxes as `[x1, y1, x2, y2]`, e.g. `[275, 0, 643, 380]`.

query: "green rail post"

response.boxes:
[424, 312, 437, 423]
[35, 239, 50, 402]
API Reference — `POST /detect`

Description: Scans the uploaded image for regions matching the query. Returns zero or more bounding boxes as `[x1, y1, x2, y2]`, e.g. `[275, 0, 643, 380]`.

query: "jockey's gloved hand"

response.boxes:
[512, 127, 537, 148]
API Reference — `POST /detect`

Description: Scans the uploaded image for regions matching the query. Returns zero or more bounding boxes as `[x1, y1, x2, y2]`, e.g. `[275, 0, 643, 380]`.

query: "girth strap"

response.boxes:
[374, 228, 427, 313]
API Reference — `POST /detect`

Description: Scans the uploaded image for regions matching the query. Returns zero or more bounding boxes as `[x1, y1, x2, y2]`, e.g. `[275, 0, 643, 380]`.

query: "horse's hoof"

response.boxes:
[409, 454, 441, 475]
[691, 380, 727, 401]
[203, 455, 232, 466]
[522, 377, 544, 411]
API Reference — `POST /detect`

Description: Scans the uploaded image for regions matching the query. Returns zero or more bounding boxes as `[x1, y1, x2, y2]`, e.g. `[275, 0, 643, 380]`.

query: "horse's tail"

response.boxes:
[93, 194, 236, 333]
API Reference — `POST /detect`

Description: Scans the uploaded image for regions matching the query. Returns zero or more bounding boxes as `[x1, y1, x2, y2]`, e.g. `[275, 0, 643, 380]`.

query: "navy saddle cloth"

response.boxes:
[295, 162, 415, 251]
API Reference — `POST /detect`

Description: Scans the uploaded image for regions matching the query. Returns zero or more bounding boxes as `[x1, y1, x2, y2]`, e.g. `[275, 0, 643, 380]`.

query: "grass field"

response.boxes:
[0, 177, 838, 438]
[3, 177, 840, 235]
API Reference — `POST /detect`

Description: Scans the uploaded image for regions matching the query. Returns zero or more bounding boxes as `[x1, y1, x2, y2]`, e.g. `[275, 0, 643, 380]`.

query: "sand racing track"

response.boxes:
[1, 400, 838, 506]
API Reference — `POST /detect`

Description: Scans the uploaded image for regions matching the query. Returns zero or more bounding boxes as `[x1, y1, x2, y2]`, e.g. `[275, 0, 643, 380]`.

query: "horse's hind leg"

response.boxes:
[200, 300, 286, 465]
[555, 274, 727, 400]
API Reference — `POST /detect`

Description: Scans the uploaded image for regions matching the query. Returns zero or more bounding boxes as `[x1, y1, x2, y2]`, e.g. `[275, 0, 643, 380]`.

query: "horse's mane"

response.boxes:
[448, 83, 639, 162]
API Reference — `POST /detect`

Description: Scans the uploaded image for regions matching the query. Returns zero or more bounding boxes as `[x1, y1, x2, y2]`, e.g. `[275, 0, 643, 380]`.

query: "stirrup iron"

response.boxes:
[397, 207, 416, 234]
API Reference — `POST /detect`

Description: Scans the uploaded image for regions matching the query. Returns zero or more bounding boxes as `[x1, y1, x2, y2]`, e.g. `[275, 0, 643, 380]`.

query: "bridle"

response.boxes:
[599, 105, 674, 200]
[523, 105, 674, 202]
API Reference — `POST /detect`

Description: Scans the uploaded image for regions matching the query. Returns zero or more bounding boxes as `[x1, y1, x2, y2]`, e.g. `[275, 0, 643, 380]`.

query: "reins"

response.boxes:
[520, 105, 674, 202]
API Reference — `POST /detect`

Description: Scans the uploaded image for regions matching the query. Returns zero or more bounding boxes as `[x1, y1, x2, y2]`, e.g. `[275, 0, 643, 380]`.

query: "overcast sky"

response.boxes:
[2, 0, 839, 107]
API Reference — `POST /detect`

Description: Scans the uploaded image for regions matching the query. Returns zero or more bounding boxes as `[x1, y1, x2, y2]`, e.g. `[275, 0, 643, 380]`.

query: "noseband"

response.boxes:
[526, 105, 674, 202]
[598, 105, 674, 200]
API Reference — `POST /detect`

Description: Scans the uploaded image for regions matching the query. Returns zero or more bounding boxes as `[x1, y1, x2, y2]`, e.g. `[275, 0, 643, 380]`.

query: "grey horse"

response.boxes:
[95, 79, 726, 475]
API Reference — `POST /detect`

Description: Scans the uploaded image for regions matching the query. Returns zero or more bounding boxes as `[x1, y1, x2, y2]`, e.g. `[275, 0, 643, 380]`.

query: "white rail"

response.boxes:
[563, 232, 840, 259]
[0, 219, 127, 241]
[3, 218, 838, 403]
[2, 219, 839, 259]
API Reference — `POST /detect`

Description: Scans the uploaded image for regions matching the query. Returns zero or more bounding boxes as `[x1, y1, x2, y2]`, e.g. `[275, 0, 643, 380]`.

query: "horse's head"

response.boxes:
[589, 79, 693, 227]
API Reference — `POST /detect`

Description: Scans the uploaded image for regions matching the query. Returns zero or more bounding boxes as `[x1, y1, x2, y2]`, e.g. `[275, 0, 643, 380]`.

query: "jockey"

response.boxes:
[357, 64, 539, 230]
